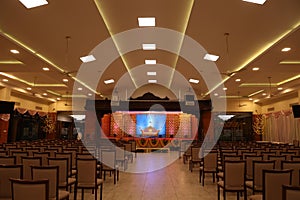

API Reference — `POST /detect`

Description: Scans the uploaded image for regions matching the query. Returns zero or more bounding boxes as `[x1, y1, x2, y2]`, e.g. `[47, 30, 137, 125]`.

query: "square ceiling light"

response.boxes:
[147, 72, 157, 76]
[104, 79, 115, 84]
[204, 53, 219, 61]
[242, 0, 267, 5]
[148, 80, 157, 83]
[138, 17, 156, 27]
[142, 44, 156, 50]
[19, 0, 48, 9]
[189, 79, 199, 84]
[80, 55, 96, 63]
[145, 60, 156, 65]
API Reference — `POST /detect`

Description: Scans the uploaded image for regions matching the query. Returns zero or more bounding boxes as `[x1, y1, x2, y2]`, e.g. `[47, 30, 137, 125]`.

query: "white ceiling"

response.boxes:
[0, 0, 300, 105]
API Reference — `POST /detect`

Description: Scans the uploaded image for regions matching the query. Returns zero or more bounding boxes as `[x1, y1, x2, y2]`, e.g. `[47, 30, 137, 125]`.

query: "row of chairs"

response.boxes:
[0, 158, 103, 200]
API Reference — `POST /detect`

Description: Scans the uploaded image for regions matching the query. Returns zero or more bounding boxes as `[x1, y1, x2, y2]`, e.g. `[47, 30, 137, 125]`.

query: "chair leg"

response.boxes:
[81, 188, 84, 200]
[74, 184, 78, 200]
[95, 188, 97, 200]
[202, 172, 205, 186]
[114, 170, 116, 184]
[199, 170, 202, 183]
[213, 172, 215, 183]
[237, 192, 240, 200]
[223, 189, 226, 200]
[100, 184, 103, 200]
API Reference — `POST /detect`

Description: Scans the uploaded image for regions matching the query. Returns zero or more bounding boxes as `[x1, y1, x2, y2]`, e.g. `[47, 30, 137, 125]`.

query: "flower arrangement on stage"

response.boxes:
[253, 114, 264, 136]
[137, 138, 148, 147]
[41, 115, 56, 135]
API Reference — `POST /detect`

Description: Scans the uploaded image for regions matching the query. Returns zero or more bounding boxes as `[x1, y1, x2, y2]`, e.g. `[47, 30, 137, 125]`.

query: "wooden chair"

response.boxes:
[245, 155, 263, 180]
[0, 156, 16, 165]
[281, 161, 300, 186]
[0, 165, 23, 200]
[249, 169, 293, 200]
[100, 149, 119, 184]
[199, 151, 218, 186]
[33, 152, 50, 166]
[21, 156, 42, 179]
[282, 185, 300, 200]
[268, 155, 286, 169]
[74, 158, 104, 200]
[189, 146, 201, 172]
[31, 165, 69, 200]
[10, 178, 49, 200]
[217, 160, 246, 200]
[246, 160, 275, 195]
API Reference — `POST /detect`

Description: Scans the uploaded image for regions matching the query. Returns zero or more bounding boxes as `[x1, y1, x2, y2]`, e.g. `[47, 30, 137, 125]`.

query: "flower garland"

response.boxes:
[149, 139, 159, 147]
[136, 138, 148, 147]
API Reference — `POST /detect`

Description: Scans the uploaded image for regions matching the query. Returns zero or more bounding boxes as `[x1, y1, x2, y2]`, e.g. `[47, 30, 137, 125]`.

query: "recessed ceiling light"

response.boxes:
[214, 93, 219, 96]
[63, 79, 68, 82]
[253, 99, 260, 103]
[2, 79, 8, 82]
[80, 55, 96, 63]
[252, 67, 260, 71]
[57, 97, 61, 101]
[277, 87, 283, 90]
[10, 49, 19, 54]
[43, 93, 47, 96]
[189, 79, 199, 84]
[138, 17, 155, 27]
[18, 0, 48, 9]
[88, 93, 92, 96]
[283, 88, 292, 93]
[147, 72, 157, 76]
[145, 59, 156, 65]
[142, 44, 156, 50]
[281, 47, 291, 52]
[249, 98, 253, 101]
[242, 0, 267, 5]
[42, 67, 49, 71]
[148, 80, 157, 83]
[27, 87, 32, 90]
[235, 78, 241, 82]
[77, 87, 83, 91]
[104, 79, 115, 84]
[262, 93, 267, 96]
[223, 87, 227, 91]
[203, 53, 219, 61]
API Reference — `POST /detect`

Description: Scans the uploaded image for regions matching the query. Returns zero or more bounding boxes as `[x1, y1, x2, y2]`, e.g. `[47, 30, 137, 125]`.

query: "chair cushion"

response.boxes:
[217, 172, 224, 178]
[58, 190, 69, 200]
[77, 179, 103, 188]
[217, 181, 244, 190]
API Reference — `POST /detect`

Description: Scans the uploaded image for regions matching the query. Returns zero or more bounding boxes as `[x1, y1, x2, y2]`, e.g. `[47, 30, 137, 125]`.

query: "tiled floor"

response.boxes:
[70, 152, 247, 200]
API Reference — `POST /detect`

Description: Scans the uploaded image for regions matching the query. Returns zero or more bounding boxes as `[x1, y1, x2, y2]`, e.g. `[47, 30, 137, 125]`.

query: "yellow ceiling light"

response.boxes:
[281, 47, 291, 52]
[18, 0, 48, 9]
[279, 60, 300, 65]
[168, 0, 195, 87]
[0, 60, 23, 64]
[277, 74, 300, 85]
[248, 89, 264, 97]
[46, 90, 61, 96]
[240, 83, 277, 87]
[93, 0, 138, 88]
[10, 49, 20, 54]
[0, 30, 100, 94]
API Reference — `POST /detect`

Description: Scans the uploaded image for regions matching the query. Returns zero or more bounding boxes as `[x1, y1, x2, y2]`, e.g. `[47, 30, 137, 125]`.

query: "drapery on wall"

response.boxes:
[263, 109, 300, 143]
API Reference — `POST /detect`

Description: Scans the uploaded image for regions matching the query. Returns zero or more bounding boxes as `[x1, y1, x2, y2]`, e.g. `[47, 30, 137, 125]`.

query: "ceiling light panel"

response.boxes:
[42, 67, 49, 71]
[203, 53, 219, 61]
[19, 0, 48, 9]
[148, 80, 157, 83]
[279, 61, 300, 65]
[252, 67, 260, 71]
[142, 44, 156, 50]
[147, 72, 157, 76]
[10, 49, 19, 54]
[242, 0, 267, 5]
[281, 47, 291, 52]
[138, 17, 156, 27]
[145, 60, 157, 65]
[189, 79, 199, 84]
[104, 79, 115, 84]
[80, 55, 96, 63]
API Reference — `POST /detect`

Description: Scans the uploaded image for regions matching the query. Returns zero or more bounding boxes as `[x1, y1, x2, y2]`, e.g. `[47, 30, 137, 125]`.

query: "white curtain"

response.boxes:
[263, 110, 300, 143]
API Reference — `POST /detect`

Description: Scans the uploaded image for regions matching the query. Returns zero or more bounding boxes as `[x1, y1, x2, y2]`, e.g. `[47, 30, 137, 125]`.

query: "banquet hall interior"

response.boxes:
[1, 0, 300, 200]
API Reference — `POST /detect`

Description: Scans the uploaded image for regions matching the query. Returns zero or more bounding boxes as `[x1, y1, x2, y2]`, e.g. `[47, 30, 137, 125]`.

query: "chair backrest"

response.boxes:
[191, 146, 201, 162]
[31, 165, 59, 200]
[55, 152, 72, 176]
[0, 150, 8, 156]
[76, 158, 97, 185]
[101, 149, 116, 169]
[77, 153, 95, 159]
[242, 152, 257, 160]
[261, 152, 276, 160]
[21, 156, 42, 179]
[282, 185, 300, 200]
[115, 146, 126, 161]
[224, 160, 246, 188]
[282, 161, 300, 186]
[263, 169, 293, 200]
[12, 151, 29, 165]
[268, 155, 286, 169]
[47, 157, 68, 186]
[291, 156, 300, 161]
[33, 152, 50, 166]
[281, 152, 297, 161]
[44, 148, 58, 157]
[253, 160, 276, 189]
[25, 148, 40, 156]
[63, 149, 77, 169]
[10, 178, 49, 200]
[203, 152, 218, 170]
[245, 155, 263, 179]
[0, 155, 16, 165]
[0, 165, 23, 198]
